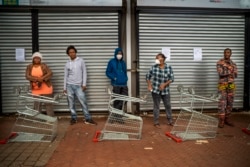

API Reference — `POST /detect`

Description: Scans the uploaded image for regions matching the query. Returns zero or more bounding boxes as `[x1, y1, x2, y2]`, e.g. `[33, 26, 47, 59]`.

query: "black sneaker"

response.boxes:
[85, 119, 97, 125]
[70, 119, 77, 125]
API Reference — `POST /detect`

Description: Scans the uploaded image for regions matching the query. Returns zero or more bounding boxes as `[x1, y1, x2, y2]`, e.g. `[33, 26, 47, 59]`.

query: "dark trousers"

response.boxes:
[112, 86, 128, 110]
[152, 92, 172, 124]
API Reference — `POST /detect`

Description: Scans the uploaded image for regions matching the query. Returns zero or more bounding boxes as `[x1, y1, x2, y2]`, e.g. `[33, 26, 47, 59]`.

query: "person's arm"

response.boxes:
[233, 62, 238, 78]
[81, 59, 87, 87]
[106, 60, 116, 80]
[123, 61, 128, 81]
[216, 61, 231, 77]
[81, 59, 87, 91]
[63, 63, 68, 92]
[41, 63, 52, 82]
[146, 67, 153, 91]
[25, 64, 38, 82]
[160, 66, 174, 90]
[168, 66, 174, 83]
[146, 80, 153, 92]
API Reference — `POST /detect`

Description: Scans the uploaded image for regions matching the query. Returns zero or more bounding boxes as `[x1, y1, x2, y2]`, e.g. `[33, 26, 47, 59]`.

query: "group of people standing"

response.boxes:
[25, 46, 238, 128]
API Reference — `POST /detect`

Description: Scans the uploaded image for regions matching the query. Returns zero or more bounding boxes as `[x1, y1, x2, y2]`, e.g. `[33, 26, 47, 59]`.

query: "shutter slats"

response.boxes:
[0, 11, 119, 113]
[38, 12, 119, 112]
[0, 12, 32, 113]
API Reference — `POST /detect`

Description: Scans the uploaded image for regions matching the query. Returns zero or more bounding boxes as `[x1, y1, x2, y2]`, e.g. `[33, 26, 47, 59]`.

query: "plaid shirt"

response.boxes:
[146, 63, 174, 95]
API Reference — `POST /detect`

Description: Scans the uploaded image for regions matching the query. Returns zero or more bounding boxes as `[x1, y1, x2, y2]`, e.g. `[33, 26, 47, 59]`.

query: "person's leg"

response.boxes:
[112, 86, 123, 110]
[33, 101, 42, 112]
[43, 94, 54, 117]
[75, 85, 91, 120]
[120, 86, 128, 111]
[161, 94, 173, 124]
[152, 92, 161, 125]
[218, 88, 227, 128]
[66, 84, 77, 120]
[225, 88, 235, 126]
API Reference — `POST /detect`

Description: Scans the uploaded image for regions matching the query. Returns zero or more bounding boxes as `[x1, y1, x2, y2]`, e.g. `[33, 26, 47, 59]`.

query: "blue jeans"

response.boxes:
[152, 92, 172, 125]
[66, 84, 91, 120]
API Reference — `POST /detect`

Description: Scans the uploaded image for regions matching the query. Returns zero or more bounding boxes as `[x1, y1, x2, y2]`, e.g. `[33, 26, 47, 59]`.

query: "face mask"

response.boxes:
[155, 59, 160, 64]
[117, 54, 122, 60]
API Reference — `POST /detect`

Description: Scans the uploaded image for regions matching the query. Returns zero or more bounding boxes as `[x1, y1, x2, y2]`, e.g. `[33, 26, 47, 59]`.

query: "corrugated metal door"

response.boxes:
[38, 12, 119, 112]
[0, 12, 32, 113]
[139, 13, 245, 111]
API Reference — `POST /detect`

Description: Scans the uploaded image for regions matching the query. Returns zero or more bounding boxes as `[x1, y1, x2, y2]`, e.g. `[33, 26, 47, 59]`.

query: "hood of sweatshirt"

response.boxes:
[114, 48, 123, 60]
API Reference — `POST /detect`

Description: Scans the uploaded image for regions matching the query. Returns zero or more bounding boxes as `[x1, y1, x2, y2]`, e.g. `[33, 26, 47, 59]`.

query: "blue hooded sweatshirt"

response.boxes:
[106, 48, 128, 86]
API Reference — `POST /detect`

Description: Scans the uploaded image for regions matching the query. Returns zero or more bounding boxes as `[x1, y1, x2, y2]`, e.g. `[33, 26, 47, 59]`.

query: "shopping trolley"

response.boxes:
[166, 85, 219, 143]
[5, 85, 64, 143]
[93, 88, 146, 142]
[242, 123, 250, 135]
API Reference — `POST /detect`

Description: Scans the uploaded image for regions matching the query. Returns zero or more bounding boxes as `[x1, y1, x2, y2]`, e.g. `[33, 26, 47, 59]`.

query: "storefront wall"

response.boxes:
[138, 12, 245, 110]
[0, 7, 121, 113]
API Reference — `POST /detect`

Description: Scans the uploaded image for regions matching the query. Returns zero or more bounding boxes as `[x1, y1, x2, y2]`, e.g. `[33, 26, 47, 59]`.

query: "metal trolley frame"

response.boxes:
[166, 85, 219, 142]
[93, 88, 146, 142]
[6, 85, 63, 143]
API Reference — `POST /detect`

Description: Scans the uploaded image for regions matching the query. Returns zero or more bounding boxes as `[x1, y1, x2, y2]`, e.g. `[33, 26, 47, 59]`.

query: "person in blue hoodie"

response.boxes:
[63, 45, 97, 125]
[106, 48, 128, 110]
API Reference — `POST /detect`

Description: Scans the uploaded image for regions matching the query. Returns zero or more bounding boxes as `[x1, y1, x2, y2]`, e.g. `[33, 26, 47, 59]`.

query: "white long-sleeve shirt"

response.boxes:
[64, 57, 87, 90]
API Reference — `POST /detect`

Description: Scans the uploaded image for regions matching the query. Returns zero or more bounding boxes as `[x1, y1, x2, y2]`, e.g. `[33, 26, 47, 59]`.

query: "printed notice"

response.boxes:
[193, 48, 202, 61]
[162, 47, 171, 61]
[15, 48, 25, 62]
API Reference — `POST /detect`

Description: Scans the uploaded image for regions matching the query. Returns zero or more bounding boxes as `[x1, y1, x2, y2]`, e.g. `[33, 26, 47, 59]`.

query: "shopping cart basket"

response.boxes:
[93, 88, 146, 142]
[166, 85, 219, 142]
[6, 85, 63, 143]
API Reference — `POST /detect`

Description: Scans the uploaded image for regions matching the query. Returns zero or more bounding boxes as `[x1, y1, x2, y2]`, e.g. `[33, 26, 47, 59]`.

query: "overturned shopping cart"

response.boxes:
[166, 85, 219, 143]
[4, 85, 63, 143]
[93, 88, 146, 142]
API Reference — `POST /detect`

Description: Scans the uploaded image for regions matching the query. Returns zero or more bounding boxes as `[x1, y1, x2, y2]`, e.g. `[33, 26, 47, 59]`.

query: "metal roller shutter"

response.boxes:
[139, 13, 245, 111]
[38, 12, 119, 113]
[0, 12, 32, 114]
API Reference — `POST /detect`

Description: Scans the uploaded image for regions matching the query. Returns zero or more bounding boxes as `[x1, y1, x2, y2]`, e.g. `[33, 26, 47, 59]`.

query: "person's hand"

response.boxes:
[63, 90, 67, 95]
[159, 83, 166, 91]
[36, 77, 43, 82]
[82, 86, 87, 91]
[147, 85, 152, 92]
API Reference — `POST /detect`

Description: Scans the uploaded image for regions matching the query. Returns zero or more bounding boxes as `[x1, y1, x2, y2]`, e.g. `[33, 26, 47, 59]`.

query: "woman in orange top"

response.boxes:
[25, 52, 54, 116]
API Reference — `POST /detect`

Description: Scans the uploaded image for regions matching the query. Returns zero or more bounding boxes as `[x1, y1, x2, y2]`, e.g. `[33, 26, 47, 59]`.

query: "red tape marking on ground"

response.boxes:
[0, 132, 17, 144]
[242, 128, 250, 135]
[165, 132, 183, 143]
[93, 131, 101, 142]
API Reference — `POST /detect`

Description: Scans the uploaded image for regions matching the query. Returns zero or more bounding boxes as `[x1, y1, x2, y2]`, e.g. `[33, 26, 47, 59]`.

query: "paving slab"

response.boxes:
[0, 112, 250, 167]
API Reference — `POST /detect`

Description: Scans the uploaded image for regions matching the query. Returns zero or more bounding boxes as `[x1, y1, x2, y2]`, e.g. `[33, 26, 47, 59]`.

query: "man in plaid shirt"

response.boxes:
[146, 53, 174, 128]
